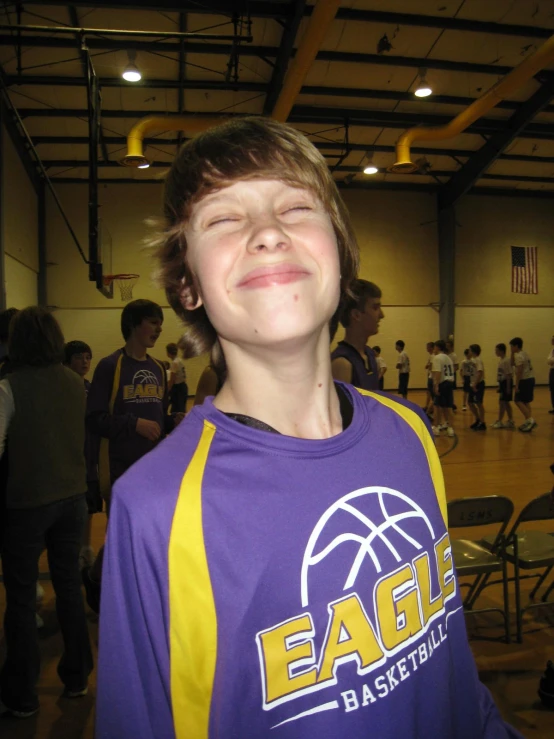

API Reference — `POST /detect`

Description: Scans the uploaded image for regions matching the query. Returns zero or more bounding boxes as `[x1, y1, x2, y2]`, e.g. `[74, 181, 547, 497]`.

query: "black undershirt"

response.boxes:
[224, 383, 353, 435]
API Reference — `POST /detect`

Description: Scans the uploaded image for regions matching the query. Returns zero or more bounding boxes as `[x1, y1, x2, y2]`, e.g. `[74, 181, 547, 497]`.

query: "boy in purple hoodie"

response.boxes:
[96, 118, 522, 739]
[83, 299, 178, 609]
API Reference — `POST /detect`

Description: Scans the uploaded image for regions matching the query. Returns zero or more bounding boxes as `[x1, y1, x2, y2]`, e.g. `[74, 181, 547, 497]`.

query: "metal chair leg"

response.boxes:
[529, 565, 552, 599]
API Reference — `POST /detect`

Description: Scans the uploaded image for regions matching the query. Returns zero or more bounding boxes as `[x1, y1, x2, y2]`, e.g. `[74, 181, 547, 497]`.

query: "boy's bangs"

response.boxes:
[185, 147, 329, 216]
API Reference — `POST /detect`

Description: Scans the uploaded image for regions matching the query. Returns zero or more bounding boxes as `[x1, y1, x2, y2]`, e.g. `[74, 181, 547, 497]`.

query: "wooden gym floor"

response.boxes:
[1, 387, 553, 737]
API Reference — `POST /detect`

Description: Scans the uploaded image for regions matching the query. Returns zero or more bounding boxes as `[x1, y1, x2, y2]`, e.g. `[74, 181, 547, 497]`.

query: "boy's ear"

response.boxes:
[179, 281, 203, 311]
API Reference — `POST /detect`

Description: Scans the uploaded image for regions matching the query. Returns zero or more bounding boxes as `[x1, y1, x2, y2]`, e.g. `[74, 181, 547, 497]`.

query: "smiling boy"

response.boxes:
[96, 118, 521, 739]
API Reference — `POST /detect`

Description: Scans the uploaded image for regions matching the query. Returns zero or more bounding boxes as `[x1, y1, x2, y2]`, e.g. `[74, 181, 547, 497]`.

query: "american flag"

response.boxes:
[511, 246, 538, 294]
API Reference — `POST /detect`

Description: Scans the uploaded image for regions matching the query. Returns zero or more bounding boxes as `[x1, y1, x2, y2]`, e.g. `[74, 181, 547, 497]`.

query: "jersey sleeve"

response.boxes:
[513, 353, 524, 367]
[431, 356, 441, 373]
[96, 486, 174, 738]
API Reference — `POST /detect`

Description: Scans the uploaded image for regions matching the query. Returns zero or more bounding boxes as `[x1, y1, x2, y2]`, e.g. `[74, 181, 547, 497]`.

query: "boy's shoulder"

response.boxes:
[352, 385, 432, 435]
[96, 348, 124, 370]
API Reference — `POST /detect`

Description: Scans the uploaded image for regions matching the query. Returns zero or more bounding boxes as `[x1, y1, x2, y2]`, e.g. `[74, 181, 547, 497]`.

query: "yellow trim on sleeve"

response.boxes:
[151, 356, 167, 399]
[356, 388, 448, 527]
[169, 420, 217, 739]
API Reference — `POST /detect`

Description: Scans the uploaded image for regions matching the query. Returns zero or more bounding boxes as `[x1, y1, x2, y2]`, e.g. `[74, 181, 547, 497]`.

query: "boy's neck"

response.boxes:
[125, 339, 148, 361]
[343, 327, 370, 357]
[213, 328, 343, 440]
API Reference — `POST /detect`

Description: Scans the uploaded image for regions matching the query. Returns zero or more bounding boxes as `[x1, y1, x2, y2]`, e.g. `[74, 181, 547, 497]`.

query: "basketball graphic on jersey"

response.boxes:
[301, 487, 436, 608]
[133, 369, 159, 386]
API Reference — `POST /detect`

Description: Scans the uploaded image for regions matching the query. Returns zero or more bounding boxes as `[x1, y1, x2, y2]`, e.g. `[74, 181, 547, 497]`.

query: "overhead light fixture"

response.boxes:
[415, 68, 432, 98]
[122, 50, 141, 82]
[138, 161, 150, 169]
[363, 151, 379, 175]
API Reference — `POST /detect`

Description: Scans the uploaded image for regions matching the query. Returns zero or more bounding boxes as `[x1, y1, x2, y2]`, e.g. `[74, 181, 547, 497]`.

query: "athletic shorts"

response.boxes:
[462, 376, 471, 392]
[427, 378, 434, 394]
[498, 379, 513, 403]
[85, 479, 103, 514]
[378, 377, 384, 391]
[515, 377, 535, 404]
[434, 381, 454, 408]
[469, 381, 485, 405]
[398, 373, 409, 396]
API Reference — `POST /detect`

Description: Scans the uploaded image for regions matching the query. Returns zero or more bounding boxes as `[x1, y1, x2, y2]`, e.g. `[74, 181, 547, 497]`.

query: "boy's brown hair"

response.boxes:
[338, 279, 381, 329]
[155, 116, 359, 359]
[9, 306, 65, 367]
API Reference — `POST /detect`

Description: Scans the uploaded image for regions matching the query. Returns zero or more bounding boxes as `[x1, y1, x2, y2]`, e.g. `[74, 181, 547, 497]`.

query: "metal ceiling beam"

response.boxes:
[19, 1, 554, 38]
[41, 160, 554, 185]
[263, 0, 306, 115]
[31, 135, 554, 165]
[20, 1, 290, 19]
[18, 105, 554, 140]
[439, 78, 554, 209]
[0, 34, 543, 77]
[7, 74, 554, 114]
[43, 175, 554, 199]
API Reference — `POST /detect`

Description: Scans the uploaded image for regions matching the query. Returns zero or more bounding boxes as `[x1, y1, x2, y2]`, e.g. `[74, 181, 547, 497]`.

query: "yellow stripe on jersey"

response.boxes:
[356, 388, 448, 528]
[169, 420, 217, 739]
[151, 356, 167, 399]
[99, 352, 124, 498]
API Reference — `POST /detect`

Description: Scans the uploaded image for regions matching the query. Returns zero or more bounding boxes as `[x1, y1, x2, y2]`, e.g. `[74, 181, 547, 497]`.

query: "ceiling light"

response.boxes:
[138, 161, 150, 169]
[363, 164, 379, 175]
[122, 50, 141, 82]
[415, 68, 432, 98]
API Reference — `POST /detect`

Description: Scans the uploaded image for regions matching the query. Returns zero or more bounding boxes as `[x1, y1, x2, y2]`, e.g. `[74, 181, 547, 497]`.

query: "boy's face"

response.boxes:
[396, 344, 402, 353]
[354, 297, 384, 337]
[432, 345, 440, 355]
[510, 344, 517, 354]
[132, 317, 163, 348]
[183, 179, 340, 349]
[426, 343, 434, 353]
[69, 352, 91, 378]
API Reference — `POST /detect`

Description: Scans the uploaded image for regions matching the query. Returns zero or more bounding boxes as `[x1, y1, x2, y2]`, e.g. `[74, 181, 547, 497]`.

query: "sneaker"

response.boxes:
[491, 420, 503, 429]
[432, 425, 441, 437]
[475, 422, 487, 431]
[538, 660, 554, 709]
[0, 699, 39, 719]
[518, 420, 533, 432]
[36, 582, 44, 604]
[438, 423, 448, 431]
[81, 567, 100, 614]
[64, 686, 88, 699]
[462, 406, 467, 411]
[470, 421, 480, 430]
[446, 426, 455, 438]
[502, 420, 515, 429]
[35, 612, 44, 629]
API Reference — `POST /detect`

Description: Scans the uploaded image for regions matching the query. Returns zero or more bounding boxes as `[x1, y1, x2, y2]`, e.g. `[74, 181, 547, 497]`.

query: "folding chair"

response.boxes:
[448, 495, 514, 643]
[481, 492, 554, 643]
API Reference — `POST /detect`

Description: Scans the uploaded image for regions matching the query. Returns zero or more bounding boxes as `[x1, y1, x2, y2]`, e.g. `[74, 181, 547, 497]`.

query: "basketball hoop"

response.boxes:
[103, 274, 140, 301]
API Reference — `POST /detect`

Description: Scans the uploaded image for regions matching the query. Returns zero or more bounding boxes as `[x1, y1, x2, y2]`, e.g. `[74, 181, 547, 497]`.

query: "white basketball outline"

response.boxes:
[301, 486, 435, 608]
[132, 369, 158, 385]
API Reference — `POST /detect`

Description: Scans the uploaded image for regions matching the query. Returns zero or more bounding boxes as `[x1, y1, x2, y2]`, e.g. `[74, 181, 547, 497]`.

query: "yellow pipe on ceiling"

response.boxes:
[390, 33, 554, 173]
[121, 115, 229, 167]
[271, 0, 342, 123]
[121, 0, 340, 167]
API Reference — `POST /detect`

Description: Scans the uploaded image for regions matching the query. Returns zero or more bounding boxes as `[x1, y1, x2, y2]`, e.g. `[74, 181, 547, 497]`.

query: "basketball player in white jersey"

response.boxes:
[431, 340, 455, 437]
[509, 337, 536, 432]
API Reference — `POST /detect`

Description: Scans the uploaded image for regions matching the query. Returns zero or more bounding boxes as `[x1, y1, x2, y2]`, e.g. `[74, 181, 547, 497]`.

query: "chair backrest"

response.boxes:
[509, 493, 554, 534]
[448, 495, 514, 531]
